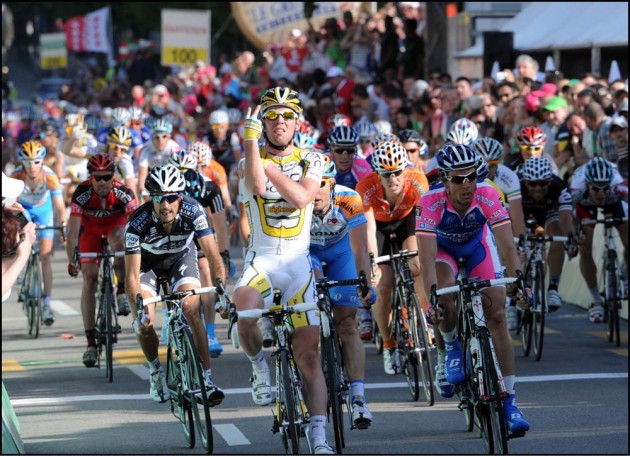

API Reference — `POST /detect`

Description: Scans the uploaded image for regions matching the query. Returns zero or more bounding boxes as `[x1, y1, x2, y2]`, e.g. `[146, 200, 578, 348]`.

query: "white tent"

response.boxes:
[455, 2, 628, 57]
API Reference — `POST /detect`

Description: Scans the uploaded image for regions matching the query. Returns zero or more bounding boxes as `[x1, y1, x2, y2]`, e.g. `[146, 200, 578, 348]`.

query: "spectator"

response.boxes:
[379, 15, 400, 75]
[583, 101, 616, 160]
[575, 88, 597, 117]
[326, 66, 356, 118]
[496, 81, 519, 108]
[340, 12, 372, 83]
[553, 112, 589, 180]
[608, 116, 628, 179]
[454, 77, 474, 118]
[401, 18, 425, 80]
[539, 96, 570, 157]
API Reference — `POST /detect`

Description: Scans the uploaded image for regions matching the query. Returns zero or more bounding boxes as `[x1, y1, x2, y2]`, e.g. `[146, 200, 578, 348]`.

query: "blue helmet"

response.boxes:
[436, 143, 478, 173]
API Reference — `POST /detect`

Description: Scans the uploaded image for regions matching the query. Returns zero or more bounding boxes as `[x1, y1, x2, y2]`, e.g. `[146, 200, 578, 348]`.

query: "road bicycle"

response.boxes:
[315, 272, 369, 454]
[514, 220, 569, 361]
[581, 216, 628, 347]
[228, 291, 318, 455]
[77, 236, 125, 383]
[432, 263, 522, 455]
[17, 225, 65, 338]
[374, 232, 434, 406]
[137, 279, 230, 454]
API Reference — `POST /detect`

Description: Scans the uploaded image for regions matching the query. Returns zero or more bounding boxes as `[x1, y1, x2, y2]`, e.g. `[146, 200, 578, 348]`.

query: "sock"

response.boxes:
[383, 337, 397, 350]
[85, 329, 96, 347]
[116, 282, 125, 295]
[350, 380, 365, 401]
[548, 275, 560, 290]
[149, 357, 162, 373]
[589, 287, 602, 304]
[205, 368, 212, 383]
[436, 348, 446, 365]
[441, 329, 457, 344]
[43, 294, 51, 308]
[206, 322, 216, 339]
[247, 351, 268, 371]
[310, 415, 327, 440]
[504, 375, 515, 395]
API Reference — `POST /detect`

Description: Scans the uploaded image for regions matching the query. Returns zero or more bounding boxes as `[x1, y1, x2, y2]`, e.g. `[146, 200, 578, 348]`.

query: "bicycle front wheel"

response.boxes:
[533, 261, 546, 361]
[279, 351, 300, 455]
[103, 275, 115, 383]
[28, 258, 43, 339]
[181, 327, 213, 454]
[166, 343, 195, 448]
[322, 331, 345, 452]
[478, 328, 508, 455]
[605, 253, 620, 347]
[408, 293, 434, 406]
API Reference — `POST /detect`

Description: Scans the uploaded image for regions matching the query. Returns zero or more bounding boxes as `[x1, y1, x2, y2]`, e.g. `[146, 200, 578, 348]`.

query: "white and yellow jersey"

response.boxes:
[242, 147, 325, 255]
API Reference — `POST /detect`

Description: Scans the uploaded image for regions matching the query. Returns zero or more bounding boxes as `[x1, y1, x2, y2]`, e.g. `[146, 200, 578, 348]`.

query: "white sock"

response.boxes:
[310, 415, 327, 440]
[247, 351, 268, 371]
[441, 329, 457, 344]
[504, 375, 515, 395]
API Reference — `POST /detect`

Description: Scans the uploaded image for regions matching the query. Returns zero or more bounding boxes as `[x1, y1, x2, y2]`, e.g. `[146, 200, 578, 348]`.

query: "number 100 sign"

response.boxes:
[161, 9, 211, 67]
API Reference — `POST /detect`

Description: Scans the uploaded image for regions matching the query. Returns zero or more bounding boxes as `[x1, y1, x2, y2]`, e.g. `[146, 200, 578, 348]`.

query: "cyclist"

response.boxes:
[417, 143, 530, 435]
[204, 109, 242, 174]
[11, 140, 67, 326]
[398, 129, 431, 174]
[355, 141, 429, 375]
[326, 125, 372, 190]
[96, 107, 144, 164]
[569, 157, 628, 322]
[124, 164, 226, 405]
[137, 119, 181, 201]
[446, 117, 479, 146]
[310, 157, 376, 429]
[66, 154, 138, 367]
[103, 127, 136, 196]
[168, 149, 230, 357]
[354, 118, 377, 158]
[233, 87, 333, 454]
[517, 157, 576, 318]
[506, 126, 559, 176]
[192, 141, 234, 228]
[129, 106, 153, 146]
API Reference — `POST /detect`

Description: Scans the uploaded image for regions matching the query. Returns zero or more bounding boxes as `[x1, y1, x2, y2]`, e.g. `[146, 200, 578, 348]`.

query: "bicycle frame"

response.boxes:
[18, 236, 42, 338]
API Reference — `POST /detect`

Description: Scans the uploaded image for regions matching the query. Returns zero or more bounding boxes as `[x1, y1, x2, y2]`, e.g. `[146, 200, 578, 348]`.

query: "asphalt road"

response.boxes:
[2, 243, 628, 455]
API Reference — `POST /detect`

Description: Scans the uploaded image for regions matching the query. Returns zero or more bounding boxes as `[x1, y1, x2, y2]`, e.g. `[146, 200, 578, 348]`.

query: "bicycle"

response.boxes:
[431, 265, 522, 455]
[137, 279, 230, 455]
[514, 220, 569, 361]
[374, 232, 435, 406]
[315, 271, 369, 454]
[77, 236, 125, 383]
[17, 225, 65, 338]
[581, 216, 628, 347]
[227, 291, 318, 455]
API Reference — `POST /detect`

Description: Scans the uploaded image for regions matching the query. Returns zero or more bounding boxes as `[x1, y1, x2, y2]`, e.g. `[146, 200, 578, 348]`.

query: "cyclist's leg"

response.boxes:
[544, 216, 565, 310]
[576, 205, 604, 313]
[108, 225, 129, 315]
[198, 255, 222, 356]
[78, 226, 101, 366]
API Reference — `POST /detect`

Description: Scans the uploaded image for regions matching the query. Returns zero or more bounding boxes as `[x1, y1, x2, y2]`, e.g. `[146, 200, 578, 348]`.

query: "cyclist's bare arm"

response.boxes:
[207, 207, 230, 252]
[243, 106, 267, 195]
[264, 165, 320, 208]
[66, 216, 81, 263]
[493, 222, 523, 280]
[509, 197, 526, 239]
[125, 253, 142, 307]
[349, 222, 372, 286]
[197, 233, 227, 286]
[559, 207, 574, 236]
[417, 233, 438, 304]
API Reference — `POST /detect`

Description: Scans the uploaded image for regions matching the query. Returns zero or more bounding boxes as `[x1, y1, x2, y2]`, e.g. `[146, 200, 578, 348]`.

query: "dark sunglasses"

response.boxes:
[151, 193, 181, 204]
[590, 184, 610, 193]
[320, 179, 332, 188]
[445, 171, 477, 184]
[524, 179, 552, 188]
[406, 148, 419, 154]
[379, 169, 404, 179]
[263, 110, 297, 121]
[332, 148, 357, 155]
[92, 174, 114, 182]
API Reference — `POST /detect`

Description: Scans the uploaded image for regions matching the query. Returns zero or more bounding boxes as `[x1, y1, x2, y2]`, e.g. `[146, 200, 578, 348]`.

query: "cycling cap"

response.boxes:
[152, 118, 173, 134]
[472, 137, 504, 162]
[436, 143, 478, 172]
[209, 110, 229, 125]
[522, 156, 553, 181]
[18, 140, 46, 160]
[353, 119, 376, 141]
[322, 155, 337, 179]
[371, 141, 408, 173]
[260, 87, 302, 114]
[107, 126, 133, 146]
[145, 164, 186, 194]
[187, 141, 212, 166]
[87, 154, 115, 174]
[294, 132, 315, 149]
[328, 126, 359, 148]
[169, 149, 198, 170]
[373, 119, 393, 135]
[111, 108, 131, 127]
[584, 157, 614, 184]
[447, 118, 479, 145]
[518, 126, 547, 147]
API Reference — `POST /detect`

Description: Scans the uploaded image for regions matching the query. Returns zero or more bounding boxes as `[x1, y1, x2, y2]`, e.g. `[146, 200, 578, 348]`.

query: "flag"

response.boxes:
[65, 7, 111, 54]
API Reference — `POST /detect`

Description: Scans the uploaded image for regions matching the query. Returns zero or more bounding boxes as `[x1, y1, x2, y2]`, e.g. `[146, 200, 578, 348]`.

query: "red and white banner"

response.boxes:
[65, 7, 110, 53]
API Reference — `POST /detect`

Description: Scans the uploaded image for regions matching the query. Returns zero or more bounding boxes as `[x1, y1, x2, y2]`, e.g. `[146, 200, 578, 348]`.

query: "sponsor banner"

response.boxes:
[65, 6, 111, 54]
[161, 9, 211, 66]
[40, 33, 67, 69]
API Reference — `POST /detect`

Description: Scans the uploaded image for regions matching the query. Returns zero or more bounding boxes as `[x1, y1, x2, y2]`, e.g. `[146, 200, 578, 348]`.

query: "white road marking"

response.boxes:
[213, 424, 251, 446]
[127, 365, 150, 380]
[49, 299, 80, 316]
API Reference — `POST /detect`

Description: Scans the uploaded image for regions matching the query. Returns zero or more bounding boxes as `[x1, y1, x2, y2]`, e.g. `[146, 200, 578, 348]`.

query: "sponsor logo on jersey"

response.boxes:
[126, 233, 140, 249]
[193, 215, 209, 231]
[131, 211, 149, 231]
[75, 189, 92, 206]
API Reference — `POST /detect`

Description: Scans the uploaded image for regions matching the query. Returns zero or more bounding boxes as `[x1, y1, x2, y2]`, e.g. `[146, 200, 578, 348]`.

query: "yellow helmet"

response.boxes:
[107, 126, 133, 147]
[260, 87, 302, 114]
[18, 140, 46, 160]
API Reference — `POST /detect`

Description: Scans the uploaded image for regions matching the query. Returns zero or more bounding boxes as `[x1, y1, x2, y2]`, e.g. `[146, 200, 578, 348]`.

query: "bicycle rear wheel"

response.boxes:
[533, 262, 546, 361]
[166, 343, 195, 448]
[478, 328, 508, 455]
[103, 273, 115, 383]
[28, 258, 43, 339]
[279, 351, 300, 455]
[181, 326, 213, 454]
[605, 254, 620, 347]
[322, 331, 345, 452]
[408, 293, 434, 406]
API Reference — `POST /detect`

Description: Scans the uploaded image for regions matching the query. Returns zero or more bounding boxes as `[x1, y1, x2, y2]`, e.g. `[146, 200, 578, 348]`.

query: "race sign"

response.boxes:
[161, 9, 211, 67]
[40, 33, 67, 69]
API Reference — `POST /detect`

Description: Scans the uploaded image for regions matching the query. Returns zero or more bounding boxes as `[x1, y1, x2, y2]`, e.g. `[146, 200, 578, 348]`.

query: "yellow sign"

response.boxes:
[39, 32, 67, 69]
[162, 47, 208, 66]
[40, 55, 68, 69]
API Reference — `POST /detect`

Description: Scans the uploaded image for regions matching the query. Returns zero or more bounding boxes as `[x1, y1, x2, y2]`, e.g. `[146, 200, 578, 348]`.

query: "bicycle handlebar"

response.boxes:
[316, 271, 369, 297]
[433, 277, 518, 297]
[35, 225, 65, 231]
[78, 251, 126, 259]
[513, 235, 569, 244]
[581, 217, 628, 226]
[233, 301, 319, 321]
[136, 279, 230, 310]
[374, 250, 419, 264]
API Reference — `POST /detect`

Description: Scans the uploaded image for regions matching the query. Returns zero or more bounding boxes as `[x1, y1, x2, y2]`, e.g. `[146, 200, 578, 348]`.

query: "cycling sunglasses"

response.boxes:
[379, 169, 404, 179]
[22, 159, 43, 167]
[445, 170, 477, 184]
[92, 173, 114, 182]
[151, 193, 181, 204]
[109, 144, 129, 152]
[524, 179, 552, 187]
[521, 145, 544, 155]
[332, 148, 357, 155]
[405, 148, 419, 154]
[320, 179, 333, 188]
[263, 110, 297, 121]
[590, 184, 610, 193]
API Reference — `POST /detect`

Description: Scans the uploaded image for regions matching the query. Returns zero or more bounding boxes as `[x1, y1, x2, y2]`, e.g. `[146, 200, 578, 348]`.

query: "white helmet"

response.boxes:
[130, 106, 144, 121]
[371, 141, 408, 173]
[111, 107, 131, 127]
[186, 141, 212, 166]
[373, 119, 393, 135]
[209, 110, 229, 125]
[145, 164, 186, 194]
[447, 118, 479, 145]
[169, 149, 198, 170]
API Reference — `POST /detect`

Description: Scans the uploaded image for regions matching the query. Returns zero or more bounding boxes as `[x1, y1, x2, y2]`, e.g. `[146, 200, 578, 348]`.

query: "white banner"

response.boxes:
[65, 6, 111, 54]
[161, 9, 211, 67]
[40, 32, 67, 69]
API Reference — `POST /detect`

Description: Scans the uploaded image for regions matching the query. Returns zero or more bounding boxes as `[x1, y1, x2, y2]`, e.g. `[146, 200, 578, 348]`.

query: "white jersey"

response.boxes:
[138, 139, 181, 169]
[114, 154, 136, 180]
[241, 147, 325, 255]
[569, 162, 627, 206]
[493, 164, 521, 206]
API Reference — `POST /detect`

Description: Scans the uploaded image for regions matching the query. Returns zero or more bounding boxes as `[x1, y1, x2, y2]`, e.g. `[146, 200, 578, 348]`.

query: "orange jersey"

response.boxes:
[202, 159, 228, 187]
[356, 168, 428, 222]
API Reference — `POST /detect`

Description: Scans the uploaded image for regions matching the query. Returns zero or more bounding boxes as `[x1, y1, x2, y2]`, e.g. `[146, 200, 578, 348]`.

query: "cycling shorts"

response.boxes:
[78, 222, 126, 265]
[437, 223, 504, 282]
[234, 251, 319, 328]
[311, 250, 361, 309]
[139, 247, 201, 297]
[26, 200, 54, 240]
[525, 206, 560, 231]
[575, 200, 628, 224]
[376, 207, 417, 261]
